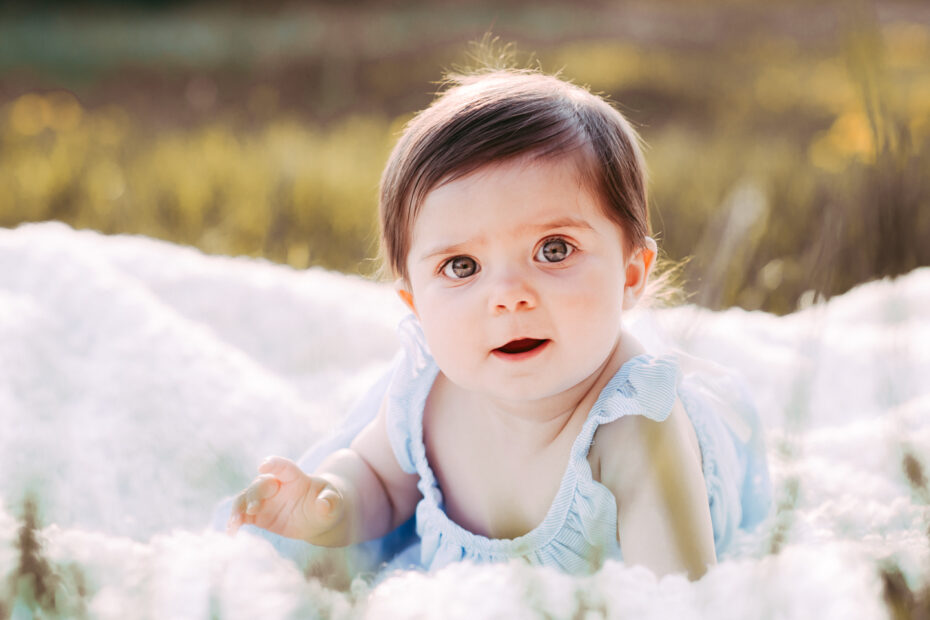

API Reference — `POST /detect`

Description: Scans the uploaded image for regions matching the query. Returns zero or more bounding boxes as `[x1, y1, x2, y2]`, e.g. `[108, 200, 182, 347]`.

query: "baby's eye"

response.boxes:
[536, 238, 574, 263]
[441, 256, 479, 279]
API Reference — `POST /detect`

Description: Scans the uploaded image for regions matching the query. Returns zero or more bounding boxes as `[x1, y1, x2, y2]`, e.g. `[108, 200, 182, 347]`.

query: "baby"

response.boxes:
[227, 69, 770, 579]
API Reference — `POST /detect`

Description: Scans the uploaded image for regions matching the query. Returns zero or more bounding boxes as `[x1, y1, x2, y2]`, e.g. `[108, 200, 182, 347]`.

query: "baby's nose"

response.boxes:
[488, 271, 538, 314]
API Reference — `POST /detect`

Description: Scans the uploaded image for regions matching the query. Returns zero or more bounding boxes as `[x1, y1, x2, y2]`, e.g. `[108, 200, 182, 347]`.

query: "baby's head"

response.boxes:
[379, 69, 653, 284]
[379, 69, 658, 400]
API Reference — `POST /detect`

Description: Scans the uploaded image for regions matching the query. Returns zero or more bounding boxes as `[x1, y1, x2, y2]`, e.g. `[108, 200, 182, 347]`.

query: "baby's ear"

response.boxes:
[623, 237, 657, 309]
[394, 281, 418, 316]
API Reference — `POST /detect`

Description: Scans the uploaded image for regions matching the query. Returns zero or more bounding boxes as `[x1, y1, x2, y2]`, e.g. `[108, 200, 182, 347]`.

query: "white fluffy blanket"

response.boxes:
[1, 222, 927, 619]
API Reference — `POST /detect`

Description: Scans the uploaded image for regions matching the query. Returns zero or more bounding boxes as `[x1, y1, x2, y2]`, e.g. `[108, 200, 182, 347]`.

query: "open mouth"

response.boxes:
[494, 338, 549, 355]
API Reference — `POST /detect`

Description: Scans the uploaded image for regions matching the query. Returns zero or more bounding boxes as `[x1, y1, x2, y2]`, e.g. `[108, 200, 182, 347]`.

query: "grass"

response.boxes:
[2, 495, 90, 619]
[881, 449, 930, 620]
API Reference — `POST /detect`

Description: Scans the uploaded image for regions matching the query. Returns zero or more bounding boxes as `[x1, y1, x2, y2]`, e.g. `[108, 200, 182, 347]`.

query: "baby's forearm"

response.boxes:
[308, 448, 396, 546]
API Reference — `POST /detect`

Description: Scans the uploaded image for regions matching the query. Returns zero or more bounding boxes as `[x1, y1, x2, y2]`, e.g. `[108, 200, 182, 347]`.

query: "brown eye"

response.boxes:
[536, 238, 573, 263]
[442, 256, 479, 279]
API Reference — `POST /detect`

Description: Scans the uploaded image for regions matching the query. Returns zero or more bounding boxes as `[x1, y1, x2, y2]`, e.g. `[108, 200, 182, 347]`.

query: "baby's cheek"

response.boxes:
[559, 271, 623, 317]
[425, 338, 483, 394]
[558, 280, 623, 350]
[417, 310, 474, 374]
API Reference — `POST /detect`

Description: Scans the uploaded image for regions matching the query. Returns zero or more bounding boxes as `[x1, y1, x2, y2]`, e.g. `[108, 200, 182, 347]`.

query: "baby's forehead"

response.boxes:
[422, 153, 598, 212]
[423, 156, 589, 204]
[408, 156, 625, 251]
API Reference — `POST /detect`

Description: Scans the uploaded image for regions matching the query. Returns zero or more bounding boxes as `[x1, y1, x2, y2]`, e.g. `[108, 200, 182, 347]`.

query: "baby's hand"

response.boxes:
[226, 456, 344, 543]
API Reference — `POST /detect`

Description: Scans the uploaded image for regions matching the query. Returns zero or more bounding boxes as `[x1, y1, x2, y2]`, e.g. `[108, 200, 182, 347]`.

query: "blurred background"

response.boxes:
[0, 0, 927, 314]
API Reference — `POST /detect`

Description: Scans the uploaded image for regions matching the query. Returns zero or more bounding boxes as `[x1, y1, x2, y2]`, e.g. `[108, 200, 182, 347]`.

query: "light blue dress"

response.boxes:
[381, 316, 771, 572]
[214, 315, 771, 575]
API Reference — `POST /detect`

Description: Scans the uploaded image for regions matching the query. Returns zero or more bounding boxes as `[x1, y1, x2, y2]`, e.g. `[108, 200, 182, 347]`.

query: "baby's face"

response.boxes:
[401, 156, 646, 403]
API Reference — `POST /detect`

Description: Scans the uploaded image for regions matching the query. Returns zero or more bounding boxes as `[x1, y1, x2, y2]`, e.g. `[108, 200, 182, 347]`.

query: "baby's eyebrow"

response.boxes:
[416, 218, 595, 262]
[531, 217, 595, 233]
[417, 240, 476, 262]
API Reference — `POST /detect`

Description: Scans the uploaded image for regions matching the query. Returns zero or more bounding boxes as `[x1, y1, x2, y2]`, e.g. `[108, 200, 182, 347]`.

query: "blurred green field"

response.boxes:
[1, 1, 928, 314]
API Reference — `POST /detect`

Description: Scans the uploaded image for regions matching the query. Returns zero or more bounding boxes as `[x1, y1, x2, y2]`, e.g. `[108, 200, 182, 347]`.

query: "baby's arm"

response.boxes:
[599, 399, 716, 580]
[227, 398, 421, 546]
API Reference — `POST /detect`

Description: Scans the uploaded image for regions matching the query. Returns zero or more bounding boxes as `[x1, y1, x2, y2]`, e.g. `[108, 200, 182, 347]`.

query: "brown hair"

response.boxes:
[379, 69, 650, 281]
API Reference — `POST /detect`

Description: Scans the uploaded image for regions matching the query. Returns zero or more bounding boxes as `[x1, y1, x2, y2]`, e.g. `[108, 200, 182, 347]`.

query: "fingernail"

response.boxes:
[246, 501, 259, 514]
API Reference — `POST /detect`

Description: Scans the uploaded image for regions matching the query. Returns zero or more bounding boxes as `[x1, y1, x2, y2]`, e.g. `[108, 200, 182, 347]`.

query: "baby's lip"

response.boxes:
[493, 338, 549, 355]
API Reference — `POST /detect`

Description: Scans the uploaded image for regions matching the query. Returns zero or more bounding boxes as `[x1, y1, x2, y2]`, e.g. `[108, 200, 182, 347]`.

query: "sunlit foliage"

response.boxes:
[0, 6, 927, 313]
[0, 103, 393, 273]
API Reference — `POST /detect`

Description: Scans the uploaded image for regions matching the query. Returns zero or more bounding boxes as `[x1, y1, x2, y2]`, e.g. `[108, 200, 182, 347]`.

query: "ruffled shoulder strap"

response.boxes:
[383, 314, 439, 475]
[592, 354, 681, 424]
[570, 355, 681, 465]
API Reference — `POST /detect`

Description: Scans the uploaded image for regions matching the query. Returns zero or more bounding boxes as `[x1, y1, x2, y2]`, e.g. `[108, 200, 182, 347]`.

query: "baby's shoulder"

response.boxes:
[589, 396, 701, 494]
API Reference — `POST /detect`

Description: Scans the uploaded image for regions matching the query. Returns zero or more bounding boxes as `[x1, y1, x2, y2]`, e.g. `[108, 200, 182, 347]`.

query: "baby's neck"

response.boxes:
[462, 331, 642, 454]
[475, 388, 597, 455]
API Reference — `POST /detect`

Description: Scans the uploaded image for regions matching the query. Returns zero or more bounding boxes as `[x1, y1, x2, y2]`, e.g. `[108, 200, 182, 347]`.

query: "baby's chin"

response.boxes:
[431, 342, 617, 405]
[451, 367, 603, 406]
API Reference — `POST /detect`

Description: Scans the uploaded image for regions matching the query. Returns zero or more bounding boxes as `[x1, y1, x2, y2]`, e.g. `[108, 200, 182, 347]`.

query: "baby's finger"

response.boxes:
[227, 512, 244, 535]
[227, 493, 249, 534]
[315, 486, 343, 520]
[244, 474, 281, 514]
[258, 456, 304, 483]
